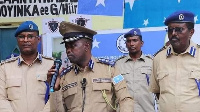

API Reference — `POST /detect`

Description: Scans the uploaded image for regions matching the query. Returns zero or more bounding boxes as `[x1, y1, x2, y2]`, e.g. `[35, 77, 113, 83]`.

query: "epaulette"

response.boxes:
[0, 56, 18, 65]
[115, 55, 126, 62]
[41, 55, 54, 60]
[60, 66, 73, 77]
[145, 54, 153, 59]
[98, 58, 115, 67]
[197, 44, 200, 48]
[153, 45, 167, 57]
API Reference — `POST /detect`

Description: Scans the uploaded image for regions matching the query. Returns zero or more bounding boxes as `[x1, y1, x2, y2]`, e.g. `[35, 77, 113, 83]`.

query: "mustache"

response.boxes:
[170, 36, 179, 41]
[23, 42, 31, 46]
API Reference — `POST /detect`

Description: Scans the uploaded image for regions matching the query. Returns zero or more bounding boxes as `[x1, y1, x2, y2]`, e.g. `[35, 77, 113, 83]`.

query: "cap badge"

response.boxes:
[134, 31, 137, 35]
[179, 14, 184, 20]
[29, 24, 33, 30]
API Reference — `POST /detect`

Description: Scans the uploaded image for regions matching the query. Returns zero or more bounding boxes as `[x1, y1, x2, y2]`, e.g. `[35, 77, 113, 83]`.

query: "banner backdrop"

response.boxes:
[92, 29, 166, 60]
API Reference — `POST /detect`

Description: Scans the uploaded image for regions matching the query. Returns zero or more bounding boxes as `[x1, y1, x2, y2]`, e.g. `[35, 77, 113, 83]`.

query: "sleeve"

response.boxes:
[112, 66, 134, 112]
[50, 90, 65, 112]
[149, 57, 160, 93]
[0, 65, 14, 112]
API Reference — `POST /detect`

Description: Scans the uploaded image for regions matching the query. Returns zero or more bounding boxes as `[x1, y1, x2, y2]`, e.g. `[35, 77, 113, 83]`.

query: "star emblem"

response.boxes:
[96, 0, 105, 7]
[143, 19, 149, 27]
[125, 0, 136, 10]
[194, 16, 198, 23]
[93, 38, 100, 48]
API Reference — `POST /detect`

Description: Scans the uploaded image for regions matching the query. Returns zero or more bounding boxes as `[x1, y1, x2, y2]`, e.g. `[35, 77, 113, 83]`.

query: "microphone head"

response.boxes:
[83, 78, 86, 83]
[54, 59, 62, 68]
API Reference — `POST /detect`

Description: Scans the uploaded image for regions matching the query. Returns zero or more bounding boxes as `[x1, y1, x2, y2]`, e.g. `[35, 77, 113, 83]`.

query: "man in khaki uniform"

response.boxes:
[149, 11, 200, 112]
[48, 21, 134, 112]
[115, 28, 156, 112]
[0, 21, 54, 112]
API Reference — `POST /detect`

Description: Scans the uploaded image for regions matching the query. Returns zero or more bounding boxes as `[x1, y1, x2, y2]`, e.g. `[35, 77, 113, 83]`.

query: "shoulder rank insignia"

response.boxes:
[153, 45, 167, 57]
[0, 56, 18, 65]
[112, 74, 124, 85]
[98, 58, 115, 67]
[197, 44, 200, 48]
[41, 55, 54, 60]
[145, 54, 153, 59]
[60, 66, 73, 77]
[115, 55, 126, 62]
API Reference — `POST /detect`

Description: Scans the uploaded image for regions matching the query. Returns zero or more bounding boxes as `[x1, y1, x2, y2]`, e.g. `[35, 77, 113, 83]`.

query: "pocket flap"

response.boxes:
[190, 71, 200, 79]
[93, 83, 111, 91]
[6, 78, 22, 88]
[36, 74, 47, 81]
[157, 72, 168, 80]
[141, 68, 152, 74]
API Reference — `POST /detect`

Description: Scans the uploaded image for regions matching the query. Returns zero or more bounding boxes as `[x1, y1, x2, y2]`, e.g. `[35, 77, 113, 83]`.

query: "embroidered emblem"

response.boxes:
[112, 74, 124, 85]
[62, 82, 77, 92]
[179, 14, 184, 20]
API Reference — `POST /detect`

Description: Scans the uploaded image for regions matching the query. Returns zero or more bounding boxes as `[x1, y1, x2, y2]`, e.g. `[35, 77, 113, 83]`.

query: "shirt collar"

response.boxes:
[166, 41, 197, 57]
[124, 53, 146, 62]
[73, 58, 94, 75]
[18, 52, 42, 66]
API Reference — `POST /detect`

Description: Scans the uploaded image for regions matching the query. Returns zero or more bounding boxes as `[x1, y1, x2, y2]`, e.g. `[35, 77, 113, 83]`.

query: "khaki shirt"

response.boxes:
[115, 54, 155, 112]
[0, 54, 54, 112]
[150, 41, 200, 112]
[51, 57, 134, 112]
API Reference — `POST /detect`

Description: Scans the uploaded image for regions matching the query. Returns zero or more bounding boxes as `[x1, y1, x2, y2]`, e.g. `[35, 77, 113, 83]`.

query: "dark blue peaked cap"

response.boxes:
[164, 11, 195, 25]
[15, 21, 39, 37]
[124, 28, 142, 38]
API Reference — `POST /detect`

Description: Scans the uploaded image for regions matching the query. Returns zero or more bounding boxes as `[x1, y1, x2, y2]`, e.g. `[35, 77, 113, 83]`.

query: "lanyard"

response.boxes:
[195, 79, 200, 96]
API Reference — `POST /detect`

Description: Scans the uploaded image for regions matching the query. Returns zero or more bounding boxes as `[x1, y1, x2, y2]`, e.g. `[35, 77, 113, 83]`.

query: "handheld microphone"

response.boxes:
[81, 78, 87, 90]
[50, 59, 62, 92]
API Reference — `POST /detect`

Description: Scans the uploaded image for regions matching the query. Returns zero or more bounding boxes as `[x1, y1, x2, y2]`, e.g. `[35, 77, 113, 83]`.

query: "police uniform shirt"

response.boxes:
[150, 41, 200, 112]
[0, 53, 54, 112]
[115, 54, 155, 112]
[58, 57, 134, 112]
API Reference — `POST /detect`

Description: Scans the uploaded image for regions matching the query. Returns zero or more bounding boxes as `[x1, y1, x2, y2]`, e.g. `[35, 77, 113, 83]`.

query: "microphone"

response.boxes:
[81, 78, 87, 90]
[50, 59, 62, 92]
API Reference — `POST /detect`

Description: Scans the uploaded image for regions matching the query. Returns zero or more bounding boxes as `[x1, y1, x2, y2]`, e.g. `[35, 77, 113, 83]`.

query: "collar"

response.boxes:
[18, 53, 42, 66]
[124, 53, 146, 62]
[73, 58, 94, 75]
[166, 41, 197, 57]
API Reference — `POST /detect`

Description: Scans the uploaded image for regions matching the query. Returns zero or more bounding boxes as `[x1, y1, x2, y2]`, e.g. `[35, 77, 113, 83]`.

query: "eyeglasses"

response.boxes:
[17, 34, 38, 41]
[166, 27, 185, 34]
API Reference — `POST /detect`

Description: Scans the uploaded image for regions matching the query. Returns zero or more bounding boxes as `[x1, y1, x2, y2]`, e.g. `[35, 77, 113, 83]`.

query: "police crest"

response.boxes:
[48, 21, 59, 33]
[75, 17, 89, 27]
[116, 34, 128, 54]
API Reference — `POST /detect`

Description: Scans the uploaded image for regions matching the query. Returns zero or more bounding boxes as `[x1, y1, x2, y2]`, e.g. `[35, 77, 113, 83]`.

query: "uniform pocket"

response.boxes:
[188, 71, 200, 90]
[63, 83, 78, 110]
[157, 72, 169, 94]
[6, 78, 22, 100]
[37, 74, 47, 95]
[92, 83, 113, 111]
[93, 83, 112, 103]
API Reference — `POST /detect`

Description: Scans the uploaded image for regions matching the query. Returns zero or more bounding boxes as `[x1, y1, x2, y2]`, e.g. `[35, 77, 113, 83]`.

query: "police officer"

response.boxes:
[149, 11, 200, 112]
[48, 21, 134, 112]
[0, 21, 54, 112]
[115, 28, 156, 112]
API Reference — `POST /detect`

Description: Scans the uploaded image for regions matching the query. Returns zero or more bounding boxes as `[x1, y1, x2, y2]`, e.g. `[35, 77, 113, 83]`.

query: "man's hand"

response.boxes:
[47, 65, 61, 91]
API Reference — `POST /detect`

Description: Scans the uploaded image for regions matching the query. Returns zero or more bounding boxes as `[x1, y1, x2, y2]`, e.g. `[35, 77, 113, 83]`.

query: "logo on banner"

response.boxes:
[116, 34, 128, 54]
[48, 21, 59, 33]
[75, 17, 89, 27]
